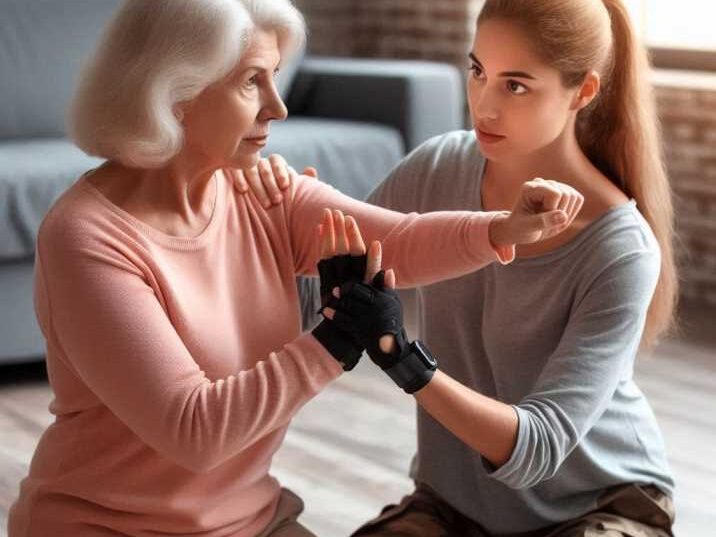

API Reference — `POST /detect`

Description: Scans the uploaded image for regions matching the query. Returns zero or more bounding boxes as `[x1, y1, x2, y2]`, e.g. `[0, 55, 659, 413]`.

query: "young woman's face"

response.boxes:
[467, 19, 580, 161]
[182, 29, 288, 170]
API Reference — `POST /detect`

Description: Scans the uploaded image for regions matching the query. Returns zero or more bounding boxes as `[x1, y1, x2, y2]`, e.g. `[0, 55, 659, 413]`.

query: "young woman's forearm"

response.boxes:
[414, 370, 519, 469]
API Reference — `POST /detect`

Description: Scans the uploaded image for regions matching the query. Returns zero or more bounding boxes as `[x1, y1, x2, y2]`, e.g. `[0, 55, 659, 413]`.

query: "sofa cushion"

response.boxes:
[0, 259, 47, 362]
[0, 0, 122, 139]
[0, 0, 305, 139]
[0, 138, 105, 260]
[263, 118, 404, 200]
[0, 119, 403, 260]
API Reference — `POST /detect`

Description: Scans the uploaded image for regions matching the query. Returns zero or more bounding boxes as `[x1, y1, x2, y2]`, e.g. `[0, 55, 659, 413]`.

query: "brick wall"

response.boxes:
[656, 76, 716, 306]
[296, 1, 716, 308]
[295, 0, 481, 66]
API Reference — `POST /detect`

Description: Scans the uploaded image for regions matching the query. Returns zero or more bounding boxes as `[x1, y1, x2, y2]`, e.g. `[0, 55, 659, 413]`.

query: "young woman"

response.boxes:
[261, 0, 678, 535]
[7, 1, 581, 536]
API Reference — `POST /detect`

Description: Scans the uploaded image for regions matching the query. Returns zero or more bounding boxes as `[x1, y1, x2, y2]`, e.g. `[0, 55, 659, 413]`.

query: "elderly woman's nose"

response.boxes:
[260, 83, 288, 122]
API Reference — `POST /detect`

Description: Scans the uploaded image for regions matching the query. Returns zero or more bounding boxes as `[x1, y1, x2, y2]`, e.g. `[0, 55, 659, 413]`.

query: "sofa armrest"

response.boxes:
[286, 57, 465, 152]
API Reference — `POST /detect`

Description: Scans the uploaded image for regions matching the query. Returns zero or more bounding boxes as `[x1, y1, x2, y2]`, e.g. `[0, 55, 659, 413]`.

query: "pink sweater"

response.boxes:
[8, 168, 512, 537]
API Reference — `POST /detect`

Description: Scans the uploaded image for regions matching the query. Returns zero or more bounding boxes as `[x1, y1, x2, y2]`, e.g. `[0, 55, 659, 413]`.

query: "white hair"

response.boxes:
[67, 0, 306, 169]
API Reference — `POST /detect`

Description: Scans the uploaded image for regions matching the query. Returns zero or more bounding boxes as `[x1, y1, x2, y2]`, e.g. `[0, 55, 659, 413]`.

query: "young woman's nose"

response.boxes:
[474, 88, 499, 122]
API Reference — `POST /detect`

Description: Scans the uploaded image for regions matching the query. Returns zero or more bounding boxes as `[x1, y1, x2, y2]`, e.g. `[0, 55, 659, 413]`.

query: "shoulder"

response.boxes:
[368, 130, 483, 212]
[406, 129, 480, 165]
[37, 174, 140, 268]
[591, 202, 660, 262]
[390, 129, 480, 183]
[38, 178, 97, 248]
[577, 202, 661, 300]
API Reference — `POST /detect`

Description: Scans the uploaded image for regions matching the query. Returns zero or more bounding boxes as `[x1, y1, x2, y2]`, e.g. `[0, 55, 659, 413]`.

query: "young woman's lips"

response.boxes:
[477, 128, 506, 144]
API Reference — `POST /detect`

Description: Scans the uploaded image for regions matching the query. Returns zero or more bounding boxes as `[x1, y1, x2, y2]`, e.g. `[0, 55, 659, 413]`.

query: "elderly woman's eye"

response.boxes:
[469, 64, 484, 79]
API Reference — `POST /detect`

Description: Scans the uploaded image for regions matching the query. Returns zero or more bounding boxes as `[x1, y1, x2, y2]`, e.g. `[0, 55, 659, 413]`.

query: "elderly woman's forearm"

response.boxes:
[290, 176, 512, 285]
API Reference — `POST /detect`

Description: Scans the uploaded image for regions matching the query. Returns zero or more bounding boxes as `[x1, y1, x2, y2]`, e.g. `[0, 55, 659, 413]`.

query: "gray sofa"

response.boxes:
[0, 0, 464, 365]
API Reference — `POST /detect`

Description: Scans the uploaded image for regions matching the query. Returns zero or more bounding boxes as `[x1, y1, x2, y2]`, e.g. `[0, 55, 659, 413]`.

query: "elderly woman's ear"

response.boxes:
[173, 99, 195, 123]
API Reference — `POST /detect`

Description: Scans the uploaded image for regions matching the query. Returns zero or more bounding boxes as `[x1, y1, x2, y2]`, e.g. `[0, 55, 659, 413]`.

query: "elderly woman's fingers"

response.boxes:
[268, 153, 291, 190]
[316, 224, 323, 259]
[232, 169, 250, 193]
[345, 216, 367, 255]
[365, 240, 383, 283]
[543, 184, 583, 237]
[333, 210, 350, 255]
[549, 181, 570, 215]
[524, 178, 563, 213]
[320, 209, 336, 259]
[303, 166, 318, 179]
[244, 166, 271, 208]
[566, 187, 584, 224]
[384, 268, 396, 289]
[257, 158, 283, 206]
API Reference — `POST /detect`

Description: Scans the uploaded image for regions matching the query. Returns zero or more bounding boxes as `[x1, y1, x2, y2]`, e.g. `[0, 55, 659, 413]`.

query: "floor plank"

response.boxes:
[1, 305, 714, 536]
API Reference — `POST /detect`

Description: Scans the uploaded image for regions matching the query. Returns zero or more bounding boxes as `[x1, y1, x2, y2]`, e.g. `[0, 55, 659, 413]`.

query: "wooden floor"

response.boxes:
[1, 303, 715, 536]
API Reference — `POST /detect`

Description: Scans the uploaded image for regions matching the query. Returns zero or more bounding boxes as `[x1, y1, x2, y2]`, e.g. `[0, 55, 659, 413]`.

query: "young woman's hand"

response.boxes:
[489, 178, 584, 246]
[232, 154, 318, 209]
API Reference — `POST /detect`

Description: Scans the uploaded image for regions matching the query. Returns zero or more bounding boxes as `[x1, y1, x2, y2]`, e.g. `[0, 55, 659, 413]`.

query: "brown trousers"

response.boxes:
[255, 488, 316, 537]
[351, 482, 675, 537]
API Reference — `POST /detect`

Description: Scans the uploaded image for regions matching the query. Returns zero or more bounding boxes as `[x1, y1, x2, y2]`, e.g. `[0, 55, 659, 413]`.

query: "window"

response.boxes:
[624, 1, 716, 51]
[471, 0, 716, 71]
[624, 1, 716, 71]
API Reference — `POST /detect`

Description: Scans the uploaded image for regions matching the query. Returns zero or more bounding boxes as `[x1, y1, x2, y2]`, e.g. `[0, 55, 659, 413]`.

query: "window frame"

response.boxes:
[649, 48, 716, 72]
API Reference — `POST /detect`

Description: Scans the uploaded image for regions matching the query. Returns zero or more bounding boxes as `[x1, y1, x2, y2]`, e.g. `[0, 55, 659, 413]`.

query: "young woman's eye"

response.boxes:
[507, 80, 528, 95]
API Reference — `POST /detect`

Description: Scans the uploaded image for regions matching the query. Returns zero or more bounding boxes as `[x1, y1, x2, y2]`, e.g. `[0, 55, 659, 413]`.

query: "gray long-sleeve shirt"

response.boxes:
[367, 130, 675, 533]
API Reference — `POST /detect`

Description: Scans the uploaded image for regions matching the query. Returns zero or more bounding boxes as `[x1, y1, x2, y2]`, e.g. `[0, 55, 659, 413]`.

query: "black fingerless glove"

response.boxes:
[316, 254, 367, 308]
[327, 271, 408, 367]
[311, 254, 367, 371]
[328, 271, 438, 393]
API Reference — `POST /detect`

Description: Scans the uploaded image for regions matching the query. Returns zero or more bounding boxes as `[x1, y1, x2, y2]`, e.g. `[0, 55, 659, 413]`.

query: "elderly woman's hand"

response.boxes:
[233, 153, 318, 208]
[311, 207, 374, 371]
[316, 208, 369, 309]
[318, 210, 398, 355]
[318, 208, 390, 284]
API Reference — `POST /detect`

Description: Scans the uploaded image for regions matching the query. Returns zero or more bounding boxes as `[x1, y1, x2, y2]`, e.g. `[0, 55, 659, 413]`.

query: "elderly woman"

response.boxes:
[7, 1, 583, 536]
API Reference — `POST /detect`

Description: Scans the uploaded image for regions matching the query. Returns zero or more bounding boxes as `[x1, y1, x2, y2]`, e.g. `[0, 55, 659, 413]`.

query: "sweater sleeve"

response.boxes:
[34, 216, 343, 475]
[287, 174, 514, 287]
[484, 248, 661, 489]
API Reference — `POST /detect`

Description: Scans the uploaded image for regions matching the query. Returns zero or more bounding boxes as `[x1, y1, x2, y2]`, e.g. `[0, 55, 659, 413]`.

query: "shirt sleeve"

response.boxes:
[286, 174, 514, 287]
[34, 216, 343, 474]
[484, 248, 661, 489]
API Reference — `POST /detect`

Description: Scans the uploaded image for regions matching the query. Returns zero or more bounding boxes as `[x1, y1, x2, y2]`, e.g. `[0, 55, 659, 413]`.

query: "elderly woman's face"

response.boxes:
[181, 29, 288, 170]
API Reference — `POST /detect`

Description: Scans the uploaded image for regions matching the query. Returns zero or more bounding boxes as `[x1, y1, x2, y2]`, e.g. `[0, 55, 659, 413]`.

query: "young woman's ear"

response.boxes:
[571, 70, 601, 111]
